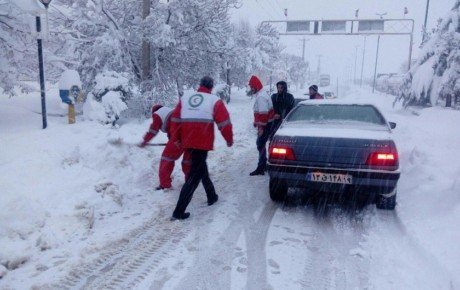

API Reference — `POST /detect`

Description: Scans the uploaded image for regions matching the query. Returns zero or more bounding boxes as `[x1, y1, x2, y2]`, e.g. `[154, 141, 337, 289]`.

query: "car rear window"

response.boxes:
[287, 104, 386, 125]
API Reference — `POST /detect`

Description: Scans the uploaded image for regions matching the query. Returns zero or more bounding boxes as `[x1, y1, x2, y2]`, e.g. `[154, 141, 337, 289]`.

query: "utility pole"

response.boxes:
[36, 15, 47, 129]
[422, 0, 430, 43]
[300, 38, 309, 61]
[372, 35, 381, 93]
[360, 36, 367, 87]
[353, 45, 358, 85]
[141, 0, 151, 83]
[317, 54, 322, 76]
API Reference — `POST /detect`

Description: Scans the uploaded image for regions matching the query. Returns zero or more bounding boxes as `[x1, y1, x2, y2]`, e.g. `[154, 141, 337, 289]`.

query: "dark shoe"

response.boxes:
[155, 186, 171, 191]
[249, 169, 265, 176]
[208, 194, 219, 206]
[171, 212, 190, 221]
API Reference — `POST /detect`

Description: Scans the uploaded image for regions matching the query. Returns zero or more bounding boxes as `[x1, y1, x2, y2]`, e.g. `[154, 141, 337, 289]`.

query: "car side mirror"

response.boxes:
[389, 122, 396, 129]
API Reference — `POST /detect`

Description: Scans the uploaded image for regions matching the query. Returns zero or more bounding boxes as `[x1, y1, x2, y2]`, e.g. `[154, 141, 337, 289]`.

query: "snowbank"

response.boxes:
[0, 90, 168, 287]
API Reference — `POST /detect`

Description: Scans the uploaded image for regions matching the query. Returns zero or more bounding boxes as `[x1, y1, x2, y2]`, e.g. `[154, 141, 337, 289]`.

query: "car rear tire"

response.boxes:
[376, 192, 396, 210]
[269, 178, 288, 202]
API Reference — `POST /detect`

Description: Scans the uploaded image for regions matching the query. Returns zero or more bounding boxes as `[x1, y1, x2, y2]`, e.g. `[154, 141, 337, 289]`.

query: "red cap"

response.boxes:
[249, 75, 263, 93]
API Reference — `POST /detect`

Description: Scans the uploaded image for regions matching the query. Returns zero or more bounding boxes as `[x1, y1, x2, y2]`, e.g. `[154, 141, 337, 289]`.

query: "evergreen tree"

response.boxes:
[396, 0, 460, 107]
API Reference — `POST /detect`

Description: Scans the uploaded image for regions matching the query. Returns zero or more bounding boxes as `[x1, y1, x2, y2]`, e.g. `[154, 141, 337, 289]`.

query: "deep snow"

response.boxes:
[1, 84, 460, 289]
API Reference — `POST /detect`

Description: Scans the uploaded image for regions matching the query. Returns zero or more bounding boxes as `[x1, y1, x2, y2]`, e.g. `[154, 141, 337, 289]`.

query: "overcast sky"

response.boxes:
[231, 0, 455, 82]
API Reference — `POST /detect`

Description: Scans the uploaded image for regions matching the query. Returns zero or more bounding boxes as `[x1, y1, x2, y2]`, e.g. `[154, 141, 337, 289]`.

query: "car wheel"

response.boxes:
[376, 192, 396, 210]
[269, 178, 288, 202]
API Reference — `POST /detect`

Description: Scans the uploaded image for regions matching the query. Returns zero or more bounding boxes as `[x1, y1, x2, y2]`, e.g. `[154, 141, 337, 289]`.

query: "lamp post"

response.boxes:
[37, 0, 51, 129]
[422, 0, 430, 43]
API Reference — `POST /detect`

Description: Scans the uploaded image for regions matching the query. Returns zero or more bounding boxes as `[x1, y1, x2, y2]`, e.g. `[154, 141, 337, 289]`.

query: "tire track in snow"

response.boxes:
[173, 142, 277, 289]
[367, 210, 457, 288]
[296, 202, 373, 290]
[245, 202, 278, 290]
[53, 208, 192, 290]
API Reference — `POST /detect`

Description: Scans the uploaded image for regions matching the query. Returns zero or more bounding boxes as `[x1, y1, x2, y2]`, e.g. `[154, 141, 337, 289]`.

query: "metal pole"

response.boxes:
[372, 35, 381, 93]
[360, 36, 367, 87]
[36, 16, 47, 129]
[269, 74, 273, 94]
[422, 0, 430, 43]
[353, 45, 358, 84]
[336, 77, 339, 97]
[226, 61, 231, 95]
[408, 33, 413, 70]
[317, 55, 322, 76]
[301, 38, 306, 61]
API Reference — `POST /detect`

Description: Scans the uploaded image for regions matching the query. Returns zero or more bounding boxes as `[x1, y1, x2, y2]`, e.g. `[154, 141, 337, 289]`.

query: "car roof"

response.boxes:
[298, 99, 376, 106]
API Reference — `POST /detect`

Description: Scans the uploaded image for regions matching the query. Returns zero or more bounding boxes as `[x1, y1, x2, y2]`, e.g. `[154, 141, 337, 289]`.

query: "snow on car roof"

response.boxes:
[298, 99, 375, 106]
[277, 122, 393, 140]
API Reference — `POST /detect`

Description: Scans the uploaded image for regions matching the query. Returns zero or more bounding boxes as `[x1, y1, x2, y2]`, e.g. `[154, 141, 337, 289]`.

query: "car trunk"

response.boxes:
[272, 135, 396, 169]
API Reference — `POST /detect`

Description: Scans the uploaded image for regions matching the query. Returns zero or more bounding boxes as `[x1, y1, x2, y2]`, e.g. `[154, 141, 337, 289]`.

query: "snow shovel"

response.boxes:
[108, 137, 167, 147]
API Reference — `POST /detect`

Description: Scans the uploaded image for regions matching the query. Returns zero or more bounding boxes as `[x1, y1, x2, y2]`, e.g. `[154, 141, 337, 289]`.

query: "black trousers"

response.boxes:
[256, 123, 272, 171]
[173, 149, 217, 215]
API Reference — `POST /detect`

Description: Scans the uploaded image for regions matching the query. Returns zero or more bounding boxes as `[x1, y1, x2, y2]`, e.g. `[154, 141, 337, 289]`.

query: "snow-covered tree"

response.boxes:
[0, 0, 38, 95]
[396, 0, 460, 107]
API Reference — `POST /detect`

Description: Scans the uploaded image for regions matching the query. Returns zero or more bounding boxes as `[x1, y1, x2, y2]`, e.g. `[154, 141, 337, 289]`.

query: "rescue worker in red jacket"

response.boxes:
[140, 105, 191, 190]
[170, 76, 233, 220]
[248, 75, 274, 176]
[309, 85, 324, 99]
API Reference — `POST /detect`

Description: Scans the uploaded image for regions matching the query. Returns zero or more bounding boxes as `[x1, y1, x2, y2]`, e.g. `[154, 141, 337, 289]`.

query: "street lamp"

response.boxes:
[36, 0, 52, 129]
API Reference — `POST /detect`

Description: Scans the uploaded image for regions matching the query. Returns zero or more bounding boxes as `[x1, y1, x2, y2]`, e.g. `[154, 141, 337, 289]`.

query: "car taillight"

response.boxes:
[366, 152, 398, 166]
[270, 147, 296, 160]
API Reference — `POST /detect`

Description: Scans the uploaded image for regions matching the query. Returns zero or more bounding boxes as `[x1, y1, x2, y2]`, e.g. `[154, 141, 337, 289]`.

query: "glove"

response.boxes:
[253, 122, 257, 128]
[138, 141, 147, 148]
[227, 141, 233, 147]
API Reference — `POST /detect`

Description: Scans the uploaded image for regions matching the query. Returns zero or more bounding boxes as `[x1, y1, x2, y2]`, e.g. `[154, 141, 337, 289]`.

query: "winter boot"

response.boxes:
[171, 212, 190, 221]
[249, 168, 265, 176]
[155, 185, 171, 191]
[208, 194, 219, 206]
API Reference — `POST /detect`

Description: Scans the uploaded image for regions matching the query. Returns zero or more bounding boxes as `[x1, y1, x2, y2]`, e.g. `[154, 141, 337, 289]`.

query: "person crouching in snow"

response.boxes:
[248, 75, 274, 176]
[139, 104, 191, 191]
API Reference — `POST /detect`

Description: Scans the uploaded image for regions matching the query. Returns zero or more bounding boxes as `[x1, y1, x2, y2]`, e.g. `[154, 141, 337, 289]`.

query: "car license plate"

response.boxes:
[307, 172, 353, 184]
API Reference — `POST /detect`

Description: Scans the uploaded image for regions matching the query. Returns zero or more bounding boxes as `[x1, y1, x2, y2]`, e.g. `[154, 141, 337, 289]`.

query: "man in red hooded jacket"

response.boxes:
[248, 75, 274, 176]
[170, 76, 233, 220]
[140, 105, 191, 191]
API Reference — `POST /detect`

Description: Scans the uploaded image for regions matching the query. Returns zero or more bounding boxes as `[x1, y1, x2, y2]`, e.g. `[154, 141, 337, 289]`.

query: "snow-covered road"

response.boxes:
[1, 87, 459, 289]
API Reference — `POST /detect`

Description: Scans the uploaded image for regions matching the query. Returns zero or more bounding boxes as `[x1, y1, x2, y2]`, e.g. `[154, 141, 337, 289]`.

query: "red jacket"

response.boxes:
[143, 106, 173, 143]
[310, 93, 324, 99]
[250, 75, 274, 129]
[170, 86, 233, 151]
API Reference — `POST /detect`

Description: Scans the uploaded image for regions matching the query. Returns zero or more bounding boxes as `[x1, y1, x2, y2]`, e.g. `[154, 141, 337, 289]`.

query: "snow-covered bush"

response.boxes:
[396, 0, 460, 107]
[81, 71, 131, 124]
[213, 84, 231, 103]
[83, 91, 127, 125]
[92, 71, 132, 102]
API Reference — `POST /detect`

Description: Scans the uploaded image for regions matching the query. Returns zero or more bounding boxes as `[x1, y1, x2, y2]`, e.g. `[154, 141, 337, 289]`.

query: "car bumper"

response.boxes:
[267, 163, 400, 195]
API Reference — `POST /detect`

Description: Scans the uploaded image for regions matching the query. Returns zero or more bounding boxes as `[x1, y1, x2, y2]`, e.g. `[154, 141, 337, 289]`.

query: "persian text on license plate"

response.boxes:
[307, 172, 353, 184]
